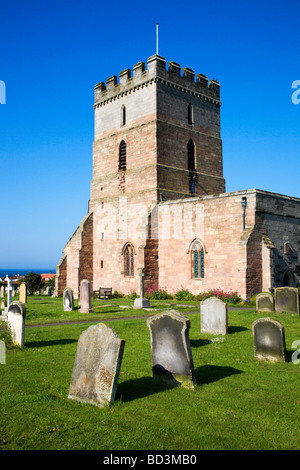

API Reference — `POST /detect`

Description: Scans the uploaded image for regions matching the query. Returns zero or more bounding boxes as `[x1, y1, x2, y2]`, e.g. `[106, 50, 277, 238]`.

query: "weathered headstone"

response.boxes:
[19, 282, 27, 304]
[275, 287, 299, 314]
[63, 287, 74, 311]
[147, 310, 196, 389]
[7, 301, 26, 347]
[252, 317, 286, 362]
[200, 296, 228, 335]
[1, 299, 6, 310]
[134, 269, 150, 308]
[79, 279, 94, 313]
[68, 323, 125, 407]
[0, 340, 5, 364]
[0, 286, 4, 297]
[256, 292, 274, 313]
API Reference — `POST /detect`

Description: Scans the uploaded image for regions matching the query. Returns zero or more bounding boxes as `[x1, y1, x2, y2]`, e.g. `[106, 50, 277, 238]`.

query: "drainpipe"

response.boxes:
[241, 196, 247, 230]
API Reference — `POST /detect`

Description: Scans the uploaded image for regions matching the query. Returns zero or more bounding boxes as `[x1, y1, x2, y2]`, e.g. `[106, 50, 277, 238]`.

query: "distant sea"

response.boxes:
[0, 269, 56, 278]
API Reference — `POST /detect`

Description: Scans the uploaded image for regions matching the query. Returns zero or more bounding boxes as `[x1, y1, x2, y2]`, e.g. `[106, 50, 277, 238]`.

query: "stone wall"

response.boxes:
[157, 189, 300, 300]
[79, 213, 94, 292]
[157, 190, 254, 299]
[256, 191, 300, 288]
[56, 255, 67, 295]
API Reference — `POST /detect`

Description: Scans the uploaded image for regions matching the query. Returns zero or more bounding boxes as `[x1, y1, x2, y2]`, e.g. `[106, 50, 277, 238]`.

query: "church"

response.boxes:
[55, 54, 300, 300]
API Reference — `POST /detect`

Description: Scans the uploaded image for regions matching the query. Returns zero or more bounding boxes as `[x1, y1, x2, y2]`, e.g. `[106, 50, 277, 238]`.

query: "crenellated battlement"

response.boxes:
[94, 55, 221, 108]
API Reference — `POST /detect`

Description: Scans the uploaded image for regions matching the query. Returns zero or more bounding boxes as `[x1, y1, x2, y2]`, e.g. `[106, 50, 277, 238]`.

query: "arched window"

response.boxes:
[121, 105, 126, 126]
[188, 104, 194, 124]
[123, 243, 134, 277]
[119, 140, 126, 171]
[191, 240, 204, 279]
[187, 139, 195, 171]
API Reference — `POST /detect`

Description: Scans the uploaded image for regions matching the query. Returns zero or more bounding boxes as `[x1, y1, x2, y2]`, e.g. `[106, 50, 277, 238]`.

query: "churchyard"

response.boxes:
[0, 290, 299, 450]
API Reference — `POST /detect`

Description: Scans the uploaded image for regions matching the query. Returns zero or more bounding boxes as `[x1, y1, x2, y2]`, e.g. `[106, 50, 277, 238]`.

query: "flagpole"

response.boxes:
[156, 23, 159, 55]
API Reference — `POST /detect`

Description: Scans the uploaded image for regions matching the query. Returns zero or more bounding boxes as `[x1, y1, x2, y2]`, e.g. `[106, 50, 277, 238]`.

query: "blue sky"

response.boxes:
[0, 0, 299, 269]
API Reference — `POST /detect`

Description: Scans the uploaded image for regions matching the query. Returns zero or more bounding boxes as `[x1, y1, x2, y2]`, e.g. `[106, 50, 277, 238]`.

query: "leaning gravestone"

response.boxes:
[256, 292, 274, 313]
[200, 296, 228, 335]
[79, 279, 94, 313]
[7, 301, 26, 347]
[147, 310, 196, 389]
[252, 317, 286, 362]
[19, 282, 27, 304]
[275, 287, 299, 314]
[63, 287, 74, 311]
[68, 323, 125, 407]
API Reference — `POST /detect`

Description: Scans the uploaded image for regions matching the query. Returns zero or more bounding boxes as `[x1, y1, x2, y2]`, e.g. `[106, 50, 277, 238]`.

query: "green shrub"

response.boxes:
[174, 289, 195, 301]
[112, 290, 124, 299]
[147, 285, 172, 300]
[127, 291, 138, 300]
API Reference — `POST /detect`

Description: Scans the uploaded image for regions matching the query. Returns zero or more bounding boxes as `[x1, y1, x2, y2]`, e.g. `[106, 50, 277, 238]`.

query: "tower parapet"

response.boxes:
[94, 55, 221, 108]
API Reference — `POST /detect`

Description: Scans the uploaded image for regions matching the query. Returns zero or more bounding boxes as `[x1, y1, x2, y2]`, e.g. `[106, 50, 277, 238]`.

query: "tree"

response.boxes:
[24, 272, 44, 295]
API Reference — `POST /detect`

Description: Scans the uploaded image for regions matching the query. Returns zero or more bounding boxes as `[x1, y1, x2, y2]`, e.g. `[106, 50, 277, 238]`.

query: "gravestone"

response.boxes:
[134, 269, 150, 308]
[63, 287, 74, 311]
[79, 279, 94, 313]
[0, 340, 5, 364]
[147, 309, 196, 389]
[68, 323, 125, 407]
[275, 287, 299, 314]
[256, 292, 274, 313]
[0, 286, 4, 297]
[200, 296, 228, 335]
[5, 275, 12, 309]
[19, 282, 27, 304]
[7, 301, 26, 347]
[252, 317, 286, 362]
[1, 299, 6, 310]
[1, 276, 13, 321]
[44, 286, 49, 296]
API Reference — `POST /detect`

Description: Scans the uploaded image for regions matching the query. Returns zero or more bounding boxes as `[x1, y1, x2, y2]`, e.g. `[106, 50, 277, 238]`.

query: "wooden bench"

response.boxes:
[93, 287, 112, 299]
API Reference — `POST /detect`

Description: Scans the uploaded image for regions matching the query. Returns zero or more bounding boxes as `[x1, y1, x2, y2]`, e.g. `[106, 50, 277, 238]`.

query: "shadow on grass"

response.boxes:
[117, 376, 178, 402]
[285, 349, 297, 363]
[25, 339, 77, 348]
[228, 326, 248, 334]
[190, 339, 214, 348]
[191, 328, 248, 348]
[117, 365, 243, 402]
[195, 365, 243, 385]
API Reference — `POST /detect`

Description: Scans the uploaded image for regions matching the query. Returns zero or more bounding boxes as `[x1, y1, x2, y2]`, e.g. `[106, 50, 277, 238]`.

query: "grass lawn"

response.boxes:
[5, 295, 198, 325]
[0, 296, 299, 450]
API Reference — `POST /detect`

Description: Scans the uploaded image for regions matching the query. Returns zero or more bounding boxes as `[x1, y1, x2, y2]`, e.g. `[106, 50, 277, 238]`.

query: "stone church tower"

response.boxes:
[56, 55, 300, 300]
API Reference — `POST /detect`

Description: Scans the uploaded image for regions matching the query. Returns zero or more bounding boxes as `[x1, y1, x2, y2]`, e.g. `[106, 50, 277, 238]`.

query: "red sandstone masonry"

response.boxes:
[56, 255, 67, 295]
[55, 55, 300, 301]
[79, 213, 94, 292]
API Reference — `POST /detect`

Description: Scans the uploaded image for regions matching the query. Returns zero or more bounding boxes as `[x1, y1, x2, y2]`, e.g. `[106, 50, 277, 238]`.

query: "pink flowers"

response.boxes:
[198, 288, 241, 303]
[147, 284, 171, 300]
[146, 285, 242, 304]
